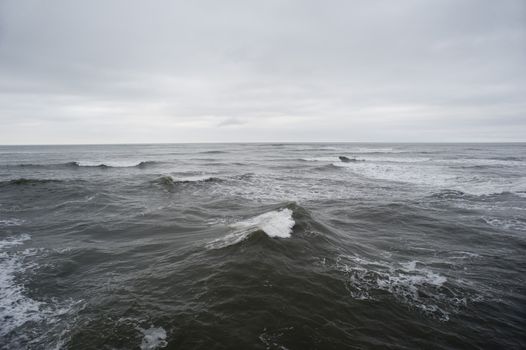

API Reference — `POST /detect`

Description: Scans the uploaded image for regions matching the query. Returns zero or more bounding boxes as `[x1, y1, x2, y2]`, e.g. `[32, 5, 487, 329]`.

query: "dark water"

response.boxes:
[0, 143, 525, 349]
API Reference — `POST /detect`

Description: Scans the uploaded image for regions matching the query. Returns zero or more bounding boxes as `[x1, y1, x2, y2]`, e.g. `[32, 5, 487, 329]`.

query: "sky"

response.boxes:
[0, 0, 525, 144]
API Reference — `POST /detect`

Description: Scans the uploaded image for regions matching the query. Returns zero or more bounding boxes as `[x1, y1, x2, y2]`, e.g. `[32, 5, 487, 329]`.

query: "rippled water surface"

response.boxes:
[0, 143, 525, 349]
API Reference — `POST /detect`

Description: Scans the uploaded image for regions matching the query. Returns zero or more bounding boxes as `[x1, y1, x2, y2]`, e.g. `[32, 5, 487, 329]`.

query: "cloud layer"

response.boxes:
[1, 0, 525, 143]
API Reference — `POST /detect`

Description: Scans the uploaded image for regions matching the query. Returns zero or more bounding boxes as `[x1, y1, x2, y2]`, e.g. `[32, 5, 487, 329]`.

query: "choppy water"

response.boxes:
[0, 143, 525, 349]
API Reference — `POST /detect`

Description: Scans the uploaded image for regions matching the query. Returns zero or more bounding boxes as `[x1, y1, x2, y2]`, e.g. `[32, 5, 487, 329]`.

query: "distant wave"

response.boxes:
[74, 161, 161, 168]
[199, 150, 229, 154]
[430, 189, 466, 200]
[437, 158, 524, 167]
[9, 161, 80, 168]
[352, 147, 406, 154]
[0, 178, 62, 186]
[206, 208, 295, 249]
[301, 157, 341, 162]
[302, 156, 429, 163]
[9, 161, 161, 169]
[153, 175, 222, 190]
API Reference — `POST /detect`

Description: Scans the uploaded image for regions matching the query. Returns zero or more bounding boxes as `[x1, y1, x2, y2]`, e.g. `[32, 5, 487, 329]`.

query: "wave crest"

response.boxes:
[207, 208, 295, 249]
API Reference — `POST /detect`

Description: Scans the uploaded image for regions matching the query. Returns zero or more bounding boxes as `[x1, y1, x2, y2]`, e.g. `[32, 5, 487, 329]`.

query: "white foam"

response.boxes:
[0, 218, 25, 227]
[0, 235, 77, 344]
[334, 254, 453, 320]
[333, 160, 526, 196]
[333, 161, 455, 187]
[436, 158, 524, 167]
[482, 217, 526, 232]
[0, 233, 31, 249]
[0, 235, 43, 337]
[207, 209, 295, 249]
[139, 326, 167, 350]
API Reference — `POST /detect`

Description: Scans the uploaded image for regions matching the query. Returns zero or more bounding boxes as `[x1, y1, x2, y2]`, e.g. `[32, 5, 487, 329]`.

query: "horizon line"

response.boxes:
[1, 141, 525, 146]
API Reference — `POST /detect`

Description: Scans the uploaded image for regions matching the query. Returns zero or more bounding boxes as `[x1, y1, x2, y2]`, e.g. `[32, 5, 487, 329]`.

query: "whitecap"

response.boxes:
[207, 209, 295, 249]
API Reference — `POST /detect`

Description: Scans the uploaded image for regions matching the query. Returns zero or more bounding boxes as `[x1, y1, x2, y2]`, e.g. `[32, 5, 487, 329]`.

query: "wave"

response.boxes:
[199, 150, 228, 154]
[362, 156, 430, 163]
[437, 158, 524, 167]
[75, 161, 161, 168]
[303, 156, 428, 163]
[302, 156, 366, 163]
[9, 160, 161, 169]
[352, 147, 406, 154]
[332, 161, 526, 196]
[206, 208, 295, 249]
[0, 178, 63, 186]
[10, 162, 76, 168]
[153, 175, 222, 189]
[430, 189, 466, 200]
[301, 157, 341, 162]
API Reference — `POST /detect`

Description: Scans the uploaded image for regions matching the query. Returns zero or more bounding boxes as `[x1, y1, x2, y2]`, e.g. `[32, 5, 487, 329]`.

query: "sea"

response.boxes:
[0, 143, 525, 349]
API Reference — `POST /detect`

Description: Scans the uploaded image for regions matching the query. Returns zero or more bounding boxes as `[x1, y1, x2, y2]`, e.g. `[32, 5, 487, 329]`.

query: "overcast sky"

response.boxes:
[0, 0, 525, 144]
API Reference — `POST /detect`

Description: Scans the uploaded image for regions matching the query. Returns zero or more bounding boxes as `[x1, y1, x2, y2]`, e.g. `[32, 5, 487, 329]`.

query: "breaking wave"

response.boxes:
[206, 208, 295, 249]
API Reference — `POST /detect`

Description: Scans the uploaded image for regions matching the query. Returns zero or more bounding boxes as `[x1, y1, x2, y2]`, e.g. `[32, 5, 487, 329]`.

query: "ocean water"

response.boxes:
[0, 143, 525, 349]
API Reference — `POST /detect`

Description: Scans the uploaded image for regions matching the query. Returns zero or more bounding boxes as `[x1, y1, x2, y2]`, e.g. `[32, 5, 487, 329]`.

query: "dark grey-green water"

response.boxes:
[0, 143, 525, 349]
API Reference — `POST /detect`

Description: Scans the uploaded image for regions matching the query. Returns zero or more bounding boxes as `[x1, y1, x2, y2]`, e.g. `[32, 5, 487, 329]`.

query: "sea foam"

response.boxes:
[333, 254, 455, 320]
[0, 235, 42, 337]
[0, 234, 77, 345]
[139, 326, 168, 350]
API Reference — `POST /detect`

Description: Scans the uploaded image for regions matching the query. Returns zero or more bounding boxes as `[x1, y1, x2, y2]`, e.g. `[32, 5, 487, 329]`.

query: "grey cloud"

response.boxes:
[0, 0, 525, 143]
